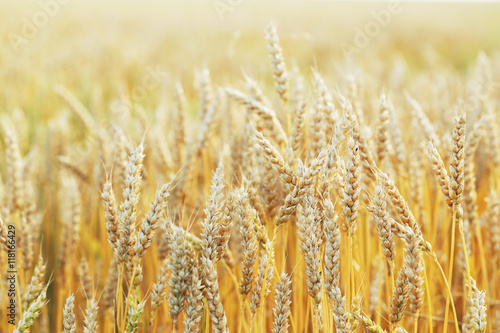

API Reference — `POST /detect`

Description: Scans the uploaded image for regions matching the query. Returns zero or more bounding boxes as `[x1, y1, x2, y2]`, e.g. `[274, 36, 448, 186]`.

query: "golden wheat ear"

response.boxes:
[272, 272, 292, 333]
[63, 294, 76, 333]
[83, 295, 99, 333]
[266, 23, 289, 105]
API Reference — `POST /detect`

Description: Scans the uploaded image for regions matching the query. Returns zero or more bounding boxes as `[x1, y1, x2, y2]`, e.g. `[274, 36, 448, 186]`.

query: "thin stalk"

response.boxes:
[121, 266, 137, 333]
[376, 249, 383, 327]
[423, 261, 433, 333]
[413, 311, 420, 333]
[472, 216, 490, 331]
[115, 264, 125, 333]
[433, 255, 459, 333]
[443, 203, 457, 333]
[459, 224, 472, 297]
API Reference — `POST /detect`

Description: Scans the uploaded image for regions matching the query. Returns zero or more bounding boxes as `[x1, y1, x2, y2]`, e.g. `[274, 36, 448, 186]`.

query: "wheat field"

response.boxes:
[1, 1, 500, 332]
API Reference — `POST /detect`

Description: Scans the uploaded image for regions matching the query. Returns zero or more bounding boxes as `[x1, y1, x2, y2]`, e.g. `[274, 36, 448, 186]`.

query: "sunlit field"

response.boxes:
[1, 1, 500, 332]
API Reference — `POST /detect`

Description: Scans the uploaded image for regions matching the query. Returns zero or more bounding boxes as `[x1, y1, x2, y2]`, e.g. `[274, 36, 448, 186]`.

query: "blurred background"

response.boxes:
[1, 0, 500, 118]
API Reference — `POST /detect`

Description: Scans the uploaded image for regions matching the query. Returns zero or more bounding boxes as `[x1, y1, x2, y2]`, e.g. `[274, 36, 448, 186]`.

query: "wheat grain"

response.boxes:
[102, 181, 119, 249]
[0, 213, 9, 253]
[14, 287, 48, 333]
[125, 296, 145, 333]
[167, 227, 192, 327]
[184, 259, 204, 333]
[272, 272, 292, 333]
[83, 296, 99, 333]
[23, 255, 46, 309]
[63, 294, 76, 333]
[116, 143, 144, 264]
[343, 138, 361, 235]
[237, 189, 258, 296]
[368, 184, 396, 274]
[266, 24, 289, 104]
[297, 194, 323, 305]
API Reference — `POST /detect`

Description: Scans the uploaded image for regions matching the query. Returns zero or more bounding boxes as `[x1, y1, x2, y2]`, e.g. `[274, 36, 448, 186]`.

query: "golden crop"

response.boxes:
[0, 1, 500, 332]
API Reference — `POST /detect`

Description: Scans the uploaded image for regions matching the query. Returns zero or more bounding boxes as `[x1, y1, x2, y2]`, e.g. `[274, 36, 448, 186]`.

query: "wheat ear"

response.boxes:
[115, 143, 144, 264]
[368, 184, 396, 275]
[272, 272, 292, 333]
[297, 194, 323, 305]
[265, 23, 289, 104]
[167, 227, 192, 328]
[83, 295, 99, 333]
[200, 164, 229, 333]
[0, 213, 9, 252]
[14, 286, 48, 333]
[63, 294, 76, 333]
[237, 189, 258, 296]
[125, 295, 145, 333]
[102, 181, 119, 250]
[184, 259, 204, 333]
